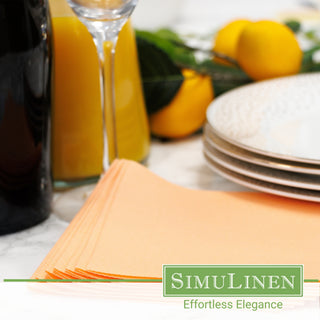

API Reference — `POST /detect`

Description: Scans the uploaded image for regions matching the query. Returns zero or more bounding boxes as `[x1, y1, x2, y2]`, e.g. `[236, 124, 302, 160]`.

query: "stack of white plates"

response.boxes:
[203, 73, 320, 202]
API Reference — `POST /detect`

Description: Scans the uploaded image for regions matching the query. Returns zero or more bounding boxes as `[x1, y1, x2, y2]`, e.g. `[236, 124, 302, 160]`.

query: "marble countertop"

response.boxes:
[0, 136, 247, 280]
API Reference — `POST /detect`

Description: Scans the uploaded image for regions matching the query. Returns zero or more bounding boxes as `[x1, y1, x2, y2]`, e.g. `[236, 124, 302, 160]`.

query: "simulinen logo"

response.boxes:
[163, 265, 303, 297]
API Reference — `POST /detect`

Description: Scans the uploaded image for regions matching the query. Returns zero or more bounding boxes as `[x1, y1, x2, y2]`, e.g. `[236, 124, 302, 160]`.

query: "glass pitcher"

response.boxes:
[50, 0, 150, 188]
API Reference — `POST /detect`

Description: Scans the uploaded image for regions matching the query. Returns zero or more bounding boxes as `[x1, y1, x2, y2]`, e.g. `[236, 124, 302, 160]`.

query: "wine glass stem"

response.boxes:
[94, 32, 119, 171]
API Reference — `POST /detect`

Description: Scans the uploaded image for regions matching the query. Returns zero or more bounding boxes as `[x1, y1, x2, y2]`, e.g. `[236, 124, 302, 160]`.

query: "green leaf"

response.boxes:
[136, 36, 184, 115]
[303, 30, 320, 43]
[194, 60, 250, 78]
[154, 28, 184, 43]
[212, 80, 245, 97]
[301, 45, 320, 72]
[186, 59, 252, 96]
[135, 29, 197, 67]
[284, 20, 301, 33]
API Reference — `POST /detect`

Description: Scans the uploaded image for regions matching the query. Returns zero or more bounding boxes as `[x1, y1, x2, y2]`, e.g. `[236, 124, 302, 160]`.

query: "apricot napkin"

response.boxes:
[33, 159, 320, 279]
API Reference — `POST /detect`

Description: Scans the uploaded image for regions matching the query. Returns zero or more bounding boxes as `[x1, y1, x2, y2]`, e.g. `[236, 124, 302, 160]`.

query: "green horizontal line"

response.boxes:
[4, 279, 319, 283]
[3, 279, 162, 283]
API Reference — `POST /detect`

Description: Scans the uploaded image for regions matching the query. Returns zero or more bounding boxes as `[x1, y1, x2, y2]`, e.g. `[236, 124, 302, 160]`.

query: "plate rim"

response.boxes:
[203, 142, 320, 191]
[203, 153, 320, 203]
[206, 119, 320, 165]
[204, 123, 320, 175]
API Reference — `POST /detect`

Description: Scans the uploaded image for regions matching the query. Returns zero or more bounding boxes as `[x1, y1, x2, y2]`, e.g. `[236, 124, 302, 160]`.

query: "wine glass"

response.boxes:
[66, 0, 138, 169]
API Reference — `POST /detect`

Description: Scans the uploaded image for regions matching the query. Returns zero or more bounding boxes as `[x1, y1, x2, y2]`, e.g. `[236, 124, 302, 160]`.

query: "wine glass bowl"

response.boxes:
[67, 0, 137, 21]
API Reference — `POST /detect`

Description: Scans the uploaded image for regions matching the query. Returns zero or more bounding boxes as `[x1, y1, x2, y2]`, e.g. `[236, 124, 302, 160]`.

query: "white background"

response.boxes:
[1, 0, 320, 318]
[0, 283, 318, 320]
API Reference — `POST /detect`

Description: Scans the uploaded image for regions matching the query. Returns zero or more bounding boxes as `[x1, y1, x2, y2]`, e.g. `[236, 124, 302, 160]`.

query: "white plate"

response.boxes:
[204, 123, 320, 175]
[206, 73, 320, 164]
[203, 153, 320, 203]
[203, 140, 320, 191]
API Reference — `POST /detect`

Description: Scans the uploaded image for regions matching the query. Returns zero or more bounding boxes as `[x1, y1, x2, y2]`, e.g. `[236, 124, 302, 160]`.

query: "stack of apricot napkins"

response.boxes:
[33, 159, 320, 279]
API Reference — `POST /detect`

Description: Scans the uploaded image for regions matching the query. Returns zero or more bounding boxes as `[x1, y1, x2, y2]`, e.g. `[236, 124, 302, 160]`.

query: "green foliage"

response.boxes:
[136, 36, 184, 115]
[191, 59, 252, 96]
[300, 45, 320, 72]
[284, 20, 301, 33]
[135, 29, 197, 67]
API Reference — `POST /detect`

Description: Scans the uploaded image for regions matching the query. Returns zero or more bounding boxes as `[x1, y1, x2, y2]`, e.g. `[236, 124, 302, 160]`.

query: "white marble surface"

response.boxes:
[0, 0, 312, 281]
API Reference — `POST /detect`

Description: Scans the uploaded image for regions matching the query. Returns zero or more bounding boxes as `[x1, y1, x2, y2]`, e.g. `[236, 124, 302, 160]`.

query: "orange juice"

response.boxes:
[51, 15, 103, 182]
[50, 0, 150, 184]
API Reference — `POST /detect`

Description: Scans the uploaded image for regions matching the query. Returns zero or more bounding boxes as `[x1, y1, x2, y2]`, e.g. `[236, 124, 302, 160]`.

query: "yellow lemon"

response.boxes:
[150, 70, 214, 139]
[237, 20, 302, 80]
[213, 19, 252, 64]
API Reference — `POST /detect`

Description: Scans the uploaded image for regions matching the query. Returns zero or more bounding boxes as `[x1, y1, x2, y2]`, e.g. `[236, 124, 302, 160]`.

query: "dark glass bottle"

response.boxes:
[0, 0, 52, 235]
